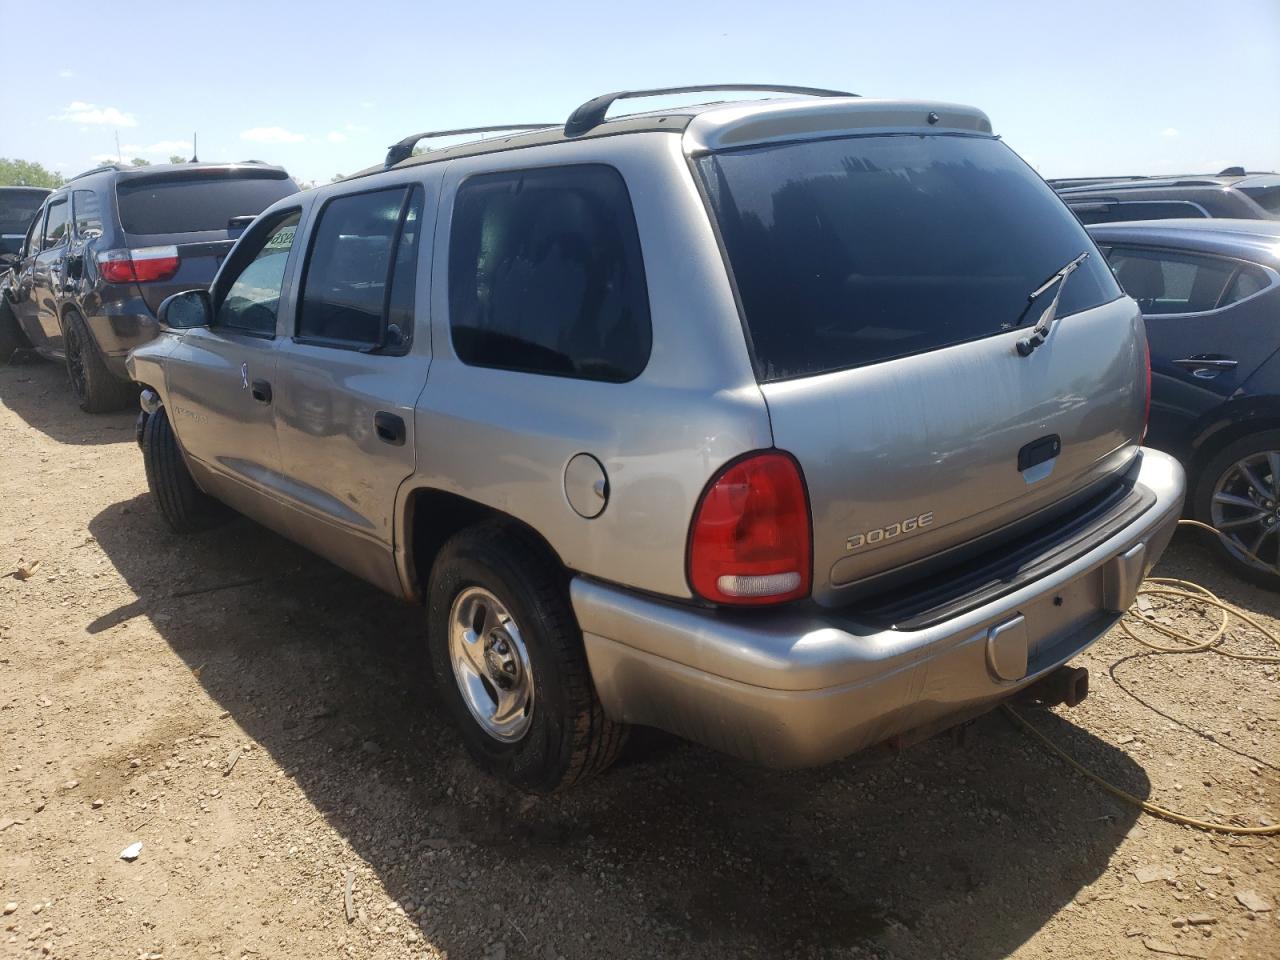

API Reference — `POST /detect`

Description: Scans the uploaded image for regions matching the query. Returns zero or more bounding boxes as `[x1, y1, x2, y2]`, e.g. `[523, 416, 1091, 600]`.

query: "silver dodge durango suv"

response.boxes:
[127, 85, 1185, 792]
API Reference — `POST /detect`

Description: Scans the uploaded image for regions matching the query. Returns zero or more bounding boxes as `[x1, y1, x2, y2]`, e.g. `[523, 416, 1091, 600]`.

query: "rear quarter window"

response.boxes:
[116, 173, 298, 235]
[699, 134, 1122, 381]
[447, 164, 651, 383]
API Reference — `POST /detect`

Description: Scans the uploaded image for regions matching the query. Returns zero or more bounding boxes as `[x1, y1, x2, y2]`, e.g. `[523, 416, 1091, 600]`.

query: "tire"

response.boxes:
[0, 296, 29, 363]
[64, 309, 135, 413]
[142, 406, 228, 534]
[1192, 429, 1280, 589]
[427, 521, 627, 792]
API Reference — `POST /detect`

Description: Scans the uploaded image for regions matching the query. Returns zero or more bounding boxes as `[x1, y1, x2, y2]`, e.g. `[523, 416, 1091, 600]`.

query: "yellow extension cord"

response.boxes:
[1005, 519, 1280, 837]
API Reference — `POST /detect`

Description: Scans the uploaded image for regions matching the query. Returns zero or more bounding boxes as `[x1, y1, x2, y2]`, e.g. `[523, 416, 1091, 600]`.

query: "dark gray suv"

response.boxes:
[1, 162, 299, 411]
[1052, 170, 1280, 225]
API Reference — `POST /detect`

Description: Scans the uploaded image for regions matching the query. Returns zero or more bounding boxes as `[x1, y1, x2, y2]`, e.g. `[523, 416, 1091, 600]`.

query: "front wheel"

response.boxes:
[142, 406, 228, 534]
[427, 521, 626, 792]
[1193, 429, 1280, 589]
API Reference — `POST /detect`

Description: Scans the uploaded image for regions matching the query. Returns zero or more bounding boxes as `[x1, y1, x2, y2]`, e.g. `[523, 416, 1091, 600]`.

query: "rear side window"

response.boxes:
[297, 186, 423, 349]
[42, 198, 69, 249]
[116, 173, 298, 235]
[1070, 200, 1208, 224]
[699, 135, 1121, 381]
[0, 190, 47, 236]
[215, 212, 300, 335]
[73, 190, 103, 238]
[1106, 247, 1238, 314]
[448, 164, 651, 383]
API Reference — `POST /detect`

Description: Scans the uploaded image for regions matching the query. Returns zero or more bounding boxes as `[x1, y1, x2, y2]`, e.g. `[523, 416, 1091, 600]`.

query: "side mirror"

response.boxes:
[158, 289, 212, 330]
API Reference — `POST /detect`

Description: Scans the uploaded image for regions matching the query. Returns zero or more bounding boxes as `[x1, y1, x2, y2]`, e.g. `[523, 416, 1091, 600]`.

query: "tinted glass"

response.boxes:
[73, 190, 103, 238]
[448, 164, 651, 382]
[116, 173, 298, 235]
[216, 212, 300, 335]
[298, 186, 422, 347]
[1107, 247, 1236, 314]
[0, 189, 47, 235]
[1222, 265, 1271, 305]
[1238, 185, 1280, 215]
[700, 135, 1121, 381]
[42, 199, 70, 249]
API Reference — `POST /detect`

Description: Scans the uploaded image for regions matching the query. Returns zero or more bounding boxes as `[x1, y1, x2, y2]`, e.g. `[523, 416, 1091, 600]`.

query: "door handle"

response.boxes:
[374, 411, 406, 446]
[1173, 357, 1237, 380]
[251, 379, 272, 404]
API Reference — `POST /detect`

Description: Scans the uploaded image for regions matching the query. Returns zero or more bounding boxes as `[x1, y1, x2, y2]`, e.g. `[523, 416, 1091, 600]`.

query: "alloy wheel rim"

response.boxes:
[65, 323, 88, 399]
[1209, 450, 1280, 574]
[447, 586, 534, 742]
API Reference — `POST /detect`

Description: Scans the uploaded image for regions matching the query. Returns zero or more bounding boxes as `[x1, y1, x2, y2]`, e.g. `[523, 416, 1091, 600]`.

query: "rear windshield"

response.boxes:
[116, 173, 298, 236]
[0, 190, 47, 235]
[698, 135, 1122, 381]
[1238, 184, 1280, 215]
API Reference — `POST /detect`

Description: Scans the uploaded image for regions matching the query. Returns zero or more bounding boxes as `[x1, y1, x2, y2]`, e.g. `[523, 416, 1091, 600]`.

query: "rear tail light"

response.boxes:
[1141, 334, 1151, 442]
[687, 451, 812, 605]
[96, 246, 180, 283]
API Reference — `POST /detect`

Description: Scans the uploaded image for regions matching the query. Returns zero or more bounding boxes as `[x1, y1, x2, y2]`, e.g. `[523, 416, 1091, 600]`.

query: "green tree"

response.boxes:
[169, 154, 186, 164]
[130, 157, 151, 167]
[0, 158, 65, 188]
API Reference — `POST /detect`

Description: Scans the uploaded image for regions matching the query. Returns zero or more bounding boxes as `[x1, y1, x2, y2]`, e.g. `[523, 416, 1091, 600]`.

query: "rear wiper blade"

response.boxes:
[1016, 251, 1090, 357]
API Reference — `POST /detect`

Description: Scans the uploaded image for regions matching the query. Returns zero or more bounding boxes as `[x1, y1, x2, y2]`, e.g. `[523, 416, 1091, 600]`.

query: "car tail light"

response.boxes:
[688, 451, 812, 605]
[1142, 335, 1151, 442]
[96, 246, 180, 283]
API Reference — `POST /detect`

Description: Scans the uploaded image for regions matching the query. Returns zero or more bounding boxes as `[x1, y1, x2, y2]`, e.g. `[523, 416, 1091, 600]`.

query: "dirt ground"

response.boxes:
[0, 357, 1276, 960]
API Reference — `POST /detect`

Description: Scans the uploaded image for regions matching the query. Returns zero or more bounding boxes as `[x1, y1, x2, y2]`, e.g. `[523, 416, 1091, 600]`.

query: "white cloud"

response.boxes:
[55, 101, 138, 127]
[1161, 127, 1180, 137]
[326, 130, 347, 143]
[58, 70, 75, 79]
[240, 126, 305, 143]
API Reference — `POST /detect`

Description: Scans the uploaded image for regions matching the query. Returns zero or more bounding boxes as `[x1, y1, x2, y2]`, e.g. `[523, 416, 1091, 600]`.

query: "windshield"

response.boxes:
[116, 173, 298, 236]
[698, 134, 1122, 381]
[0, 189, 48, 235]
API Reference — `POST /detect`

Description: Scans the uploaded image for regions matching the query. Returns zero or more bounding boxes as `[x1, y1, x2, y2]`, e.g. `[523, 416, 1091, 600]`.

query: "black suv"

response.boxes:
[1052, 169, 1280, 225]
[1, 162, 299, 410]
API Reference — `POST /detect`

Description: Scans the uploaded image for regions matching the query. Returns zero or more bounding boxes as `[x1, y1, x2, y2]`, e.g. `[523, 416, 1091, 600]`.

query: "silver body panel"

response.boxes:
[127, 95, 1185, 768]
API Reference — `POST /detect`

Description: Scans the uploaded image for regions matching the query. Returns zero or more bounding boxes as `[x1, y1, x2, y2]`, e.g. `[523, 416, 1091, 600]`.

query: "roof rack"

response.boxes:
[563, 84, 857, 137]
[384, 125, 557, 169]
[67, 163, 122, 183]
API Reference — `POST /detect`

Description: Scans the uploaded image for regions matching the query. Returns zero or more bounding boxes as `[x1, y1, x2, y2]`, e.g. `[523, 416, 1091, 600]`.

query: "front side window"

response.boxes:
[42, 198, 69, 250]
[1106, 247, 1240, 315]
[73, 190, 103, 239]
[448, 164, 651, 382]
[699, 135, 1122, 381]
[23, 207, 44, 256]
[297, 186, 423, 349]
[215, 212, 300, 335]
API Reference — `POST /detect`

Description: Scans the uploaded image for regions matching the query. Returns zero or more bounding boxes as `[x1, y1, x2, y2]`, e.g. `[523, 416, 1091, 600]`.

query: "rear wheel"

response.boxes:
[142, 405, 228, 534]
[64, 309, 134, 413]
[1193, 429, 1280, 589]
[426, 521, 626, 792]
[0, 296, 29, 363]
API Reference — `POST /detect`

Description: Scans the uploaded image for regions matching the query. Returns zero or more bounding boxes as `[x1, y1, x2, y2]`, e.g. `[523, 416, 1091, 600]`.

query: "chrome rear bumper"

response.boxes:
[572, 448, 1184, 767]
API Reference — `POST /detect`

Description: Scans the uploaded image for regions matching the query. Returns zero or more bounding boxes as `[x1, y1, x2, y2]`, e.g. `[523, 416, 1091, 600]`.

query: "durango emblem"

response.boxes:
[846, 512, 934, 551]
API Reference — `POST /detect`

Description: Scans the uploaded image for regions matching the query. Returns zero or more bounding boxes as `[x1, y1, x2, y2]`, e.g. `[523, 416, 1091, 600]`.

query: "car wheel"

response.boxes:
[0, 296, 30, 363]
[141, 405, 228, 534]
[427, 521, 627, 792]
[64, 309, 134, 413]
[1193, 429, 1280, 589]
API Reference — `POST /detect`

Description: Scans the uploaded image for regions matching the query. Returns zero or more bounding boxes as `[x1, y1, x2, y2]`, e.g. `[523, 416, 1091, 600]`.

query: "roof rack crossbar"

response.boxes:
[384, 125, 557, 169]
[563, 84, 858, 137]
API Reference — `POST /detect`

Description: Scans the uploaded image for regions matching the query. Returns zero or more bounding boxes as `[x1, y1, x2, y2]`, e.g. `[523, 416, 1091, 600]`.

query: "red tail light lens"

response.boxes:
[1142, 334, 1152, 442]
[688, 451, 812, 605]
[96, 246, 180, 284]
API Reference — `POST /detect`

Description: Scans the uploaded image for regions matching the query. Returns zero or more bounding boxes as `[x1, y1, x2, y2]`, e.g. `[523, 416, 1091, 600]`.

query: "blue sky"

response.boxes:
[2, 0, 1276, 185]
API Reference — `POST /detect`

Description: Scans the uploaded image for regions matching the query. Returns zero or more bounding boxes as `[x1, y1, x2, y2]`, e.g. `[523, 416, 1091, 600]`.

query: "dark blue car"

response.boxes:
[1089, 219, 1280, 585]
